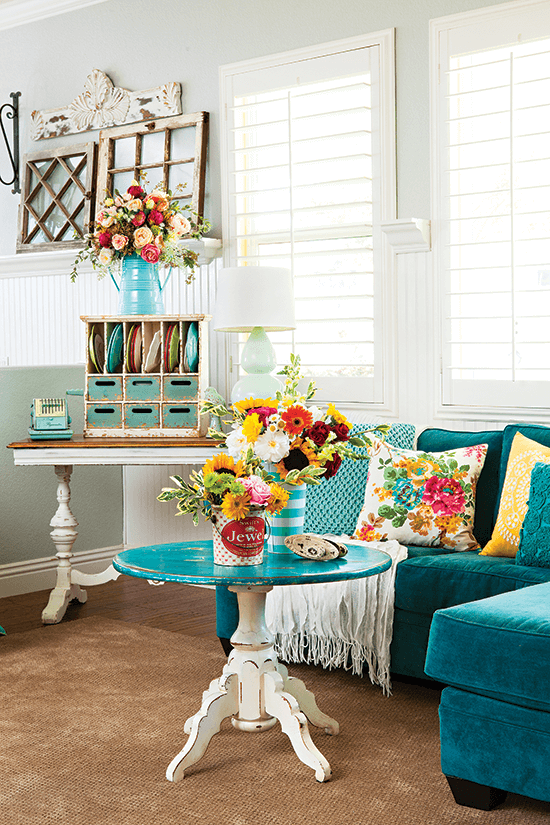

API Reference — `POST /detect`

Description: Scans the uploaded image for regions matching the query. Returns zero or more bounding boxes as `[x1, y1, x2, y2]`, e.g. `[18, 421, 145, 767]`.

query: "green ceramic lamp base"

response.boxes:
[230, 326, 284, 403]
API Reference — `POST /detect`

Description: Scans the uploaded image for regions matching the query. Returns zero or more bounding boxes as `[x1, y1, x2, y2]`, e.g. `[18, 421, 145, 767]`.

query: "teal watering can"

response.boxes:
[110, 254, 173, 315]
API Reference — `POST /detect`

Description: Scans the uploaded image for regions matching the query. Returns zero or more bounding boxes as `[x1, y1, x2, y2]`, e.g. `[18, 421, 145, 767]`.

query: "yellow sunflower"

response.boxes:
[326, 402, 352, 430]
[221, 491, 251, 520]
[275, 437, 318, 482]
[242, 412, 263, 443]
[266, 483, 290, 515]
[232, 396, 277, 415]
[203, 453, 245, 478]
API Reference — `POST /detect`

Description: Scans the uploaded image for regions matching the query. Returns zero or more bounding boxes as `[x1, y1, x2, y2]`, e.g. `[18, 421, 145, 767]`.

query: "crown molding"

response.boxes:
[380, 219, 431, 253]
[0, 0, 110, 31]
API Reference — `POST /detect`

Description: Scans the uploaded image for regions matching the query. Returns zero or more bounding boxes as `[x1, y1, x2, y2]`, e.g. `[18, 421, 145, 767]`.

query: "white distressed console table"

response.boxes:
[8, 435, 218, 624]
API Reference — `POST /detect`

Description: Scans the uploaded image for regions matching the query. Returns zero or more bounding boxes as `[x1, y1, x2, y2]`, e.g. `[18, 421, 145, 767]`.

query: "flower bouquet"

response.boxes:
[70, 178, 210, 284]
[200, 354, 388, 553]
[157, 452, 290, 566]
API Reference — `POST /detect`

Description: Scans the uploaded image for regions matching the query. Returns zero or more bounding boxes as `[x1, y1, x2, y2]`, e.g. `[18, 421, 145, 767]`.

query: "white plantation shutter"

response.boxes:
[434, 1, 550, 410]
[220, 34, 395, 404]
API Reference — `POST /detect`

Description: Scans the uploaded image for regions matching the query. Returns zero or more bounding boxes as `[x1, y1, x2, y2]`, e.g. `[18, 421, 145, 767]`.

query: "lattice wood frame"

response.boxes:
[96, 112, 208, 218]
[17, 142, 97, 253]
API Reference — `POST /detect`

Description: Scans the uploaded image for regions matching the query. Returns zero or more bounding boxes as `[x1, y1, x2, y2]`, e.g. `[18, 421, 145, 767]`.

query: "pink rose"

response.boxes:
[242, 475, 272, 507]
[131, 211, 146, 227]
[422, 476, 465, 516]
[141, 244, 160, 264]
[148, 209, 164, 225]
[98, 231, 112, 248]
[111, 234, 128, 251]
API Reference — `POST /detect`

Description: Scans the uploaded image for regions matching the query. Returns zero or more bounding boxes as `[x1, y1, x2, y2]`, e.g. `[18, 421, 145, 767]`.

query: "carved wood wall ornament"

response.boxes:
[30, 70, 182, 141]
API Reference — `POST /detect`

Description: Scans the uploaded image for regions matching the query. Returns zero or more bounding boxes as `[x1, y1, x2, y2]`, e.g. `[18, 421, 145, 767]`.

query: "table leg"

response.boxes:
[42, 465, 120, 624]
[166, 585, 338, 783]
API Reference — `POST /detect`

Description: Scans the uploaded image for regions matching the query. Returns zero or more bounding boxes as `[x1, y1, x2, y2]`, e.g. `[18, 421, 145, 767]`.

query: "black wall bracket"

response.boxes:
[0, 92, 21, 194]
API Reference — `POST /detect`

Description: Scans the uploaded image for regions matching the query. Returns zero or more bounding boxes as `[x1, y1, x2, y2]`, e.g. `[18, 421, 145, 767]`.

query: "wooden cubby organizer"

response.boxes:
[82, 314, 210, 437]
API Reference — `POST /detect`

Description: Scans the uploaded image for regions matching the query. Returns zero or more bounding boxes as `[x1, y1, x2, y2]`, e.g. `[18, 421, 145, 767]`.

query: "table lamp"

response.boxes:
[213, 266, 296, 403]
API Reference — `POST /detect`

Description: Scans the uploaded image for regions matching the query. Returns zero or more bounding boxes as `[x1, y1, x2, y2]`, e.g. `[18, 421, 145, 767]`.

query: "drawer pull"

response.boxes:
[96, 407, 115, 413]
[132, 380, 153, 386]
[170, 380, 192, 386]
[169, 407, 191, 414]
[132, 406, 153, 413]
[95, 380, 116, 387]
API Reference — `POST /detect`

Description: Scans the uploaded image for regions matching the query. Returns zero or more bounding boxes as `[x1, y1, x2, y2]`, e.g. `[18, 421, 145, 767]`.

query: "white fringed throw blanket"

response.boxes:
[265, 539, 408, 695]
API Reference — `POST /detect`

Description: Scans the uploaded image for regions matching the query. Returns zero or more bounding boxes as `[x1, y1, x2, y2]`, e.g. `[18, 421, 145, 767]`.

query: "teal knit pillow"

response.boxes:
[303, 422, 416, 536]
[517, 462, 550, 568]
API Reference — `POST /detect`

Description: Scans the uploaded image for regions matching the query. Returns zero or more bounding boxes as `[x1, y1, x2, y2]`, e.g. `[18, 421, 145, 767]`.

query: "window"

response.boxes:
[220, 32, 395, 404]
[433, 1, 550, 411]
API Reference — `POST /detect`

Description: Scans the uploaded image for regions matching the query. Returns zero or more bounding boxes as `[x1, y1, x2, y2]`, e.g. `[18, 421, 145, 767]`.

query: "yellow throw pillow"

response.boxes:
[481, 432, 550, 557]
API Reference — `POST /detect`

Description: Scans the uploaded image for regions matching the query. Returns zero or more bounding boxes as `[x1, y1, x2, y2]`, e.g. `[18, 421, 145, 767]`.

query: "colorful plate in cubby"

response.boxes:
[185, 322, 199, 373]
[163, 323, 177, 372]
[89, 326, 104, 372]
[168, 325, 180, 372]
[132, 326, 142, 372]
[106, 324, 123, 373]
[126, 324, 138, 372]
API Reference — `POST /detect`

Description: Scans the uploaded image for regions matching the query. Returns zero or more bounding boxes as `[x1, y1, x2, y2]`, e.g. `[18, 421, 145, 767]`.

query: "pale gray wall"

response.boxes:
[0, 0, 516, 569]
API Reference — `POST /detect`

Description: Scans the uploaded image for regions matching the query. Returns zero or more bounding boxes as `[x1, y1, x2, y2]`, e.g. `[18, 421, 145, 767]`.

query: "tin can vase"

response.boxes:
[268, 476, 307, 554]
[211, 506, 267, 566]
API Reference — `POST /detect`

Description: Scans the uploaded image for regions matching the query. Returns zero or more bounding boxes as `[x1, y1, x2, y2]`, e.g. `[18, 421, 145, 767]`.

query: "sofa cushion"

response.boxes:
[481, 432, 550, 557]
[394, 551, 550, 616]
[497, 423, 550, 516]
[417, 428, 503, 547]
[438, 687, 550, 803]
[425, 583, 550, 713]
[303, 422, 416, 536]
[353, 442, 487, 550]
[517, 462, 550, 568]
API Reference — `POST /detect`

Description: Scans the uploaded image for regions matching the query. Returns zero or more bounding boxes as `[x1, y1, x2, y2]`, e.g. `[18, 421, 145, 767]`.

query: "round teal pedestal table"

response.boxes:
[113, 540, 391, 783]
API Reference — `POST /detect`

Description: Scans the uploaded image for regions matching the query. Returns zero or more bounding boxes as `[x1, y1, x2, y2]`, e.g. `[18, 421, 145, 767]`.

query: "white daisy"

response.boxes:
[254, 430, 290, 463]
[225, 426, 248, 458]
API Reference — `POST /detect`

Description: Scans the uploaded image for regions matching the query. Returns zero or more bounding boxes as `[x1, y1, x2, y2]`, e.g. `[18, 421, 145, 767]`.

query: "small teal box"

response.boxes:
[162, 404, 198, 429]
[163, 376, 198, 402]
[125, 376, 161, 402]
[87, 376, 123, 402]
[125, 404, 160, 429]
[87, 404, 122, 428]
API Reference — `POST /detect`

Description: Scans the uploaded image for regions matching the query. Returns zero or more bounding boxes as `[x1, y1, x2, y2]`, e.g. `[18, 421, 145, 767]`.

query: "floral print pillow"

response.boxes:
[353, 441, 488, 551]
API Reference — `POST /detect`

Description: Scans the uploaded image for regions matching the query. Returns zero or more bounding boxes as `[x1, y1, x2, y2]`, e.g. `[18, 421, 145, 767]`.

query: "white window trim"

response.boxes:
[219, 30, 397, 416]
[430, 0, 550, 424]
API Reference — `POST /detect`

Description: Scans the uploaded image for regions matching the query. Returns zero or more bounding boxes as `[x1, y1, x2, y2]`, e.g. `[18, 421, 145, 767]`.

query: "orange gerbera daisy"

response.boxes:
[221, 491, 251, 520]
[280, 405, 313, 437]
[266, 483, 290, 515]
[203, 453, 246, 478]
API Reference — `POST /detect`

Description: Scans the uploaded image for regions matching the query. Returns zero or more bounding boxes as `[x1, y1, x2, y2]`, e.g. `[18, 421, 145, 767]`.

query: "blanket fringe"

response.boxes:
[272, 630, 393, 696]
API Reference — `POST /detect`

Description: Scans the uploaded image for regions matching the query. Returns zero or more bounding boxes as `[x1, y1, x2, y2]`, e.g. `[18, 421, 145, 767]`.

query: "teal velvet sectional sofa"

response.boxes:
[215, 422, 550, 808]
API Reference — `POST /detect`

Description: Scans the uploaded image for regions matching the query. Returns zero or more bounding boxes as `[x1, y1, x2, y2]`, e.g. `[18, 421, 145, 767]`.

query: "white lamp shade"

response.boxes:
[213, 266, 296, 332]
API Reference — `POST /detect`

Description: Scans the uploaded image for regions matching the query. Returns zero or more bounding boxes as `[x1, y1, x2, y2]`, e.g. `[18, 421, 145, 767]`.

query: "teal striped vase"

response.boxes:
[268, 476, 307, 554]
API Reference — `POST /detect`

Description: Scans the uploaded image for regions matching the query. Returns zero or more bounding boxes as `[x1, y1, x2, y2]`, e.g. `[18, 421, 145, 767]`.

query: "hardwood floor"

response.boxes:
[0, 577, 219, 640]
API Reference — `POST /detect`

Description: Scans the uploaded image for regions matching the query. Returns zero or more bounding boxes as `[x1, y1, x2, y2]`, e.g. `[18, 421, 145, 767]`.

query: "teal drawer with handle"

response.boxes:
[162, 404, 199, 429]
[125, 376, 160, 402]
[124, 404, 160, 429]
[87, 376, 123, 402]
[87, 404, 122, 428]
[163, 375, 198, 402]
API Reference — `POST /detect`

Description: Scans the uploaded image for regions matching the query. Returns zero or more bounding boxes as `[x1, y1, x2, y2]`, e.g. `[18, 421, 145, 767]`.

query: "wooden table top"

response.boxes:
[7, 434, 219, 450]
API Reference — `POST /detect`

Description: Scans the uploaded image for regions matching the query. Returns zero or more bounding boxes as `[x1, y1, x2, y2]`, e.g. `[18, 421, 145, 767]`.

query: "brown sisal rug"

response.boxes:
[1, 617, 548, 825]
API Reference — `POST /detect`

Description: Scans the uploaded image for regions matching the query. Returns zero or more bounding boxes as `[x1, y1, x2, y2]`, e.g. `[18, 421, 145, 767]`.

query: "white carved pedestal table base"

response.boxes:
[166, 585, 339, 783]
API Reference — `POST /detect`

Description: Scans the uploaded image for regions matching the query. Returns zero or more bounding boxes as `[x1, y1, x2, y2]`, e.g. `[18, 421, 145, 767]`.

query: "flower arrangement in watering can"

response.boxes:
[157, 453, 290, 566]
[70, 178, 210, 314]
[201, 354, 389, 554]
